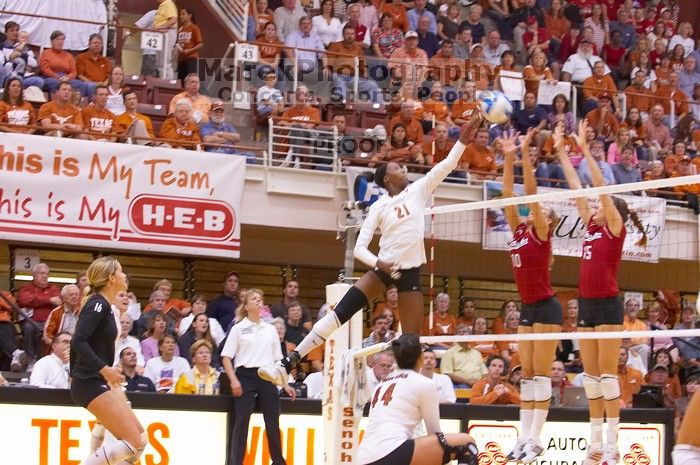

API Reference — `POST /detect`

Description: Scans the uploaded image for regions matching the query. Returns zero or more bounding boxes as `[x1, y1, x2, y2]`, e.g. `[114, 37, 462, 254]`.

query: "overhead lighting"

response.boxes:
[14, 275, 77, 284]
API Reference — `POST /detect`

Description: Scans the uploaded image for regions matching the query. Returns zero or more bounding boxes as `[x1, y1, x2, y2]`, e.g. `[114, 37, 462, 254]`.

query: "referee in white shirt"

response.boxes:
[221, 289, 296, 465]
[30, 331, 71, 389]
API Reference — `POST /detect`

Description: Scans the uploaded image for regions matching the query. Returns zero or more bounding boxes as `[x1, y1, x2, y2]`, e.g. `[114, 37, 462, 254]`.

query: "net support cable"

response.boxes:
[427, 174, 700, 216]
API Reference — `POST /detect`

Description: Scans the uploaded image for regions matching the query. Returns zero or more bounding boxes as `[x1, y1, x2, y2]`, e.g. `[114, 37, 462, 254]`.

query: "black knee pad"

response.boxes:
[334, 286, 369, 325]
[436, 432, 479, 465]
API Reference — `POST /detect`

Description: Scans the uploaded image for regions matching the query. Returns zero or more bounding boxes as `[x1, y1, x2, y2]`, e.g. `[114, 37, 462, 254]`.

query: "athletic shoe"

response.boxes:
[506, 438, 527, 461]
[10, 349, 28, 372]
[257, 351, 300, 386]
[519, 439, 545, 464]
[582, 445, 604, 465]
[600, 444, 620, 465]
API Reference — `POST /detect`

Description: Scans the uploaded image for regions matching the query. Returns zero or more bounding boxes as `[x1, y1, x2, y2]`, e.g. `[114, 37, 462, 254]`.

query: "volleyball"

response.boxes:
[478, 90, 513, 124]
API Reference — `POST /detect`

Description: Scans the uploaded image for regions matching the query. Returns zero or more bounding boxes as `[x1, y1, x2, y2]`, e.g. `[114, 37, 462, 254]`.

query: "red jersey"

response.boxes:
[578, 219, 626, 298]
[509, 224, 554, 304]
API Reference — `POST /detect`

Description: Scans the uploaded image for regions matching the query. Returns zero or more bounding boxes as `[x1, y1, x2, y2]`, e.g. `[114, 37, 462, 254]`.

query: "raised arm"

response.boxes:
[579, 127, 624, 235]
[422, 111, 483, 193]
[521, 128, 551, 241]
[560, 120, 593, 223]
[501, 131, 521, 234]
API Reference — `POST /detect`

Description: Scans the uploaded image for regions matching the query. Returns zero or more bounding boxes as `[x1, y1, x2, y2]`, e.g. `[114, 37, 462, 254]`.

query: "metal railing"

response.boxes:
[208, 0, 249, 40]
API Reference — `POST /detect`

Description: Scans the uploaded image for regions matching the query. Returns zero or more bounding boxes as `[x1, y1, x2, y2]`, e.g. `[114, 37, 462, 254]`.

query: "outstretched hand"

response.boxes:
[552, 123, 565, 149]
[572, 119, 590, 149]
[499, 129, 521, 154]
[458, 109, 484, 145]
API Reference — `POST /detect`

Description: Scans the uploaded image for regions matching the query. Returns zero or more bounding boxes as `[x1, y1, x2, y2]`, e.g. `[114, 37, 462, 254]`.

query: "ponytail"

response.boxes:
[629, 210, 648, 248]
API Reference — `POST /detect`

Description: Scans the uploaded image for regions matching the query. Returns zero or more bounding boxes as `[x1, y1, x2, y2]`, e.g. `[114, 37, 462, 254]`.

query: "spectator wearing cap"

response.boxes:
[483, 30, 510, 68]
[328, 24, 384, 104]
[561, 39, 610, 85]
[389, 30, 429, 85]
[647, 363, 678, 409]
[416, 15, 440, 58]
[408, 0, 437, 35]
[40, 30, 86, 97]
[2, 21, 44, 90]
[522, 15, 550, 57]
[459, 4, 486, 45]
[169, 73, 213, 124]
[159, 99, 202, 149]
[582, 60, 618, 114]
[677, 56, 700, 100]
[76, 34, 111, 100]
[200, 102, 254, 160]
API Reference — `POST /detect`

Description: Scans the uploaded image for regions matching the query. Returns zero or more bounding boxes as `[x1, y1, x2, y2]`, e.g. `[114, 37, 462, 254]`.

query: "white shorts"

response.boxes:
[673, 445, 700, 464]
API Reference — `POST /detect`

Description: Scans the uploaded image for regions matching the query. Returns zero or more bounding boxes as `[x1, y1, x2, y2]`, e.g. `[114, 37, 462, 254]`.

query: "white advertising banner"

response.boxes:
[0, 403, 228, 465]
[468, 419, 664, 465]
[0, 133, 245, 258]
[482, 182, 667, 263]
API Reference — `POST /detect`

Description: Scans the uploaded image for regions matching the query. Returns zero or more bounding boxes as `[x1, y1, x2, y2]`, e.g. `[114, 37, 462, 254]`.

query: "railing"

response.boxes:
[207, 0, 249, 41]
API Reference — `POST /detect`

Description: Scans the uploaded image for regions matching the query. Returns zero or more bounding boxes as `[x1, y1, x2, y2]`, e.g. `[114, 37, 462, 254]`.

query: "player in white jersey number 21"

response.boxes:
[258, 113, 484, 385]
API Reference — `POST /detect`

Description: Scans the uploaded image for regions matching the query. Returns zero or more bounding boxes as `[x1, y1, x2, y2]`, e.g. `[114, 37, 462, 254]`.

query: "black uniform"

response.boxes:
[70, 294, 118, 407]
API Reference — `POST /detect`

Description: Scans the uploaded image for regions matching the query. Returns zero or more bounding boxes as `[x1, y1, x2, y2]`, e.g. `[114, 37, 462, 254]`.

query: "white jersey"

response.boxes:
[358, 369, 441, 464]
[354, 141, 466, 269]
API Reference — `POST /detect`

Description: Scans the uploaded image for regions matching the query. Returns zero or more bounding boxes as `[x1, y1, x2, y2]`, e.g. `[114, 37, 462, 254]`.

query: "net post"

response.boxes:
[322, 282, 363, 465]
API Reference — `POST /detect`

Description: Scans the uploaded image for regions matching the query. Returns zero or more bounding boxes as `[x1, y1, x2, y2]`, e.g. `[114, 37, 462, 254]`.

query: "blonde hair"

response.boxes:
[83, 256, 121, 302]
[235, 288, 264, 321]
[153, 279, 172, 290]
[190, 339, 213, 360]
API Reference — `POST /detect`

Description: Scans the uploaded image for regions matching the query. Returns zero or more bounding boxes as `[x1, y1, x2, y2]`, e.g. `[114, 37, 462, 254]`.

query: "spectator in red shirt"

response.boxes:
[602, 30, 626, 81]
[17, 263, 62, 362]
[558, 23, 582, 63]
[522, 16, 550, 57]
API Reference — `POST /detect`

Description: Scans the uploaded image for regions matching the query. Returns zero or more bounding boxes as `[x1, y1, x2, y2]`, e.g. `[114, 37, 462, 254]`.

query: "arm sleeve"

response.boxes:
[353, 202, 382, 268]
[419, 381, 442, 434]
[420, 140, 466, 195]
[220, 326, 239, 359]
[72, 299, 109, 373]
[271, 327, 283, 362]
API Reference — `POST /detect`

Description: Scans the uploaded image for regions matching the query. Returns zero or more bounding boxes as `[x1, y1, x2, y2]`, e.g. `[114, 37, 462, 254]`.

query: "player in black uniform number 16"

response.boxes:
[70, 256, 147, 465]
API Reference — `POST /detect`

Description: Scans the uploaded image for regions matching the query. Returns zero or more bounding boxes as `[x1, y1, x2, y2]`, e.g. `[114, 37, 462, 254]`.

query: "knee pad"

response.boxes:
[533, 376, 552, 403]
[520, 378, 534, 402]
[333, 286, 369, 325]
[436, 432, 479, 465]
[600, 374, 621, 401]
[121, 433, 148, 465]
[89, 423, 105, 454]
[583, 374, 603, 401]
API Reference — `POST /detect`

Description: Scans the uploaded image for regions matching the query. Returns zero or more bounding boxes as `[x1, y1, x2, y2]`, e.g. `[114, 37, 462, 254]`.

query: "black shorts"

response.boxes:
[577, 296, 624, 328]
[371, 267, 421, 292]
[70, 376, 110, 408]
[520, 296, 563, 326]
[365, 439, 415, 465]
